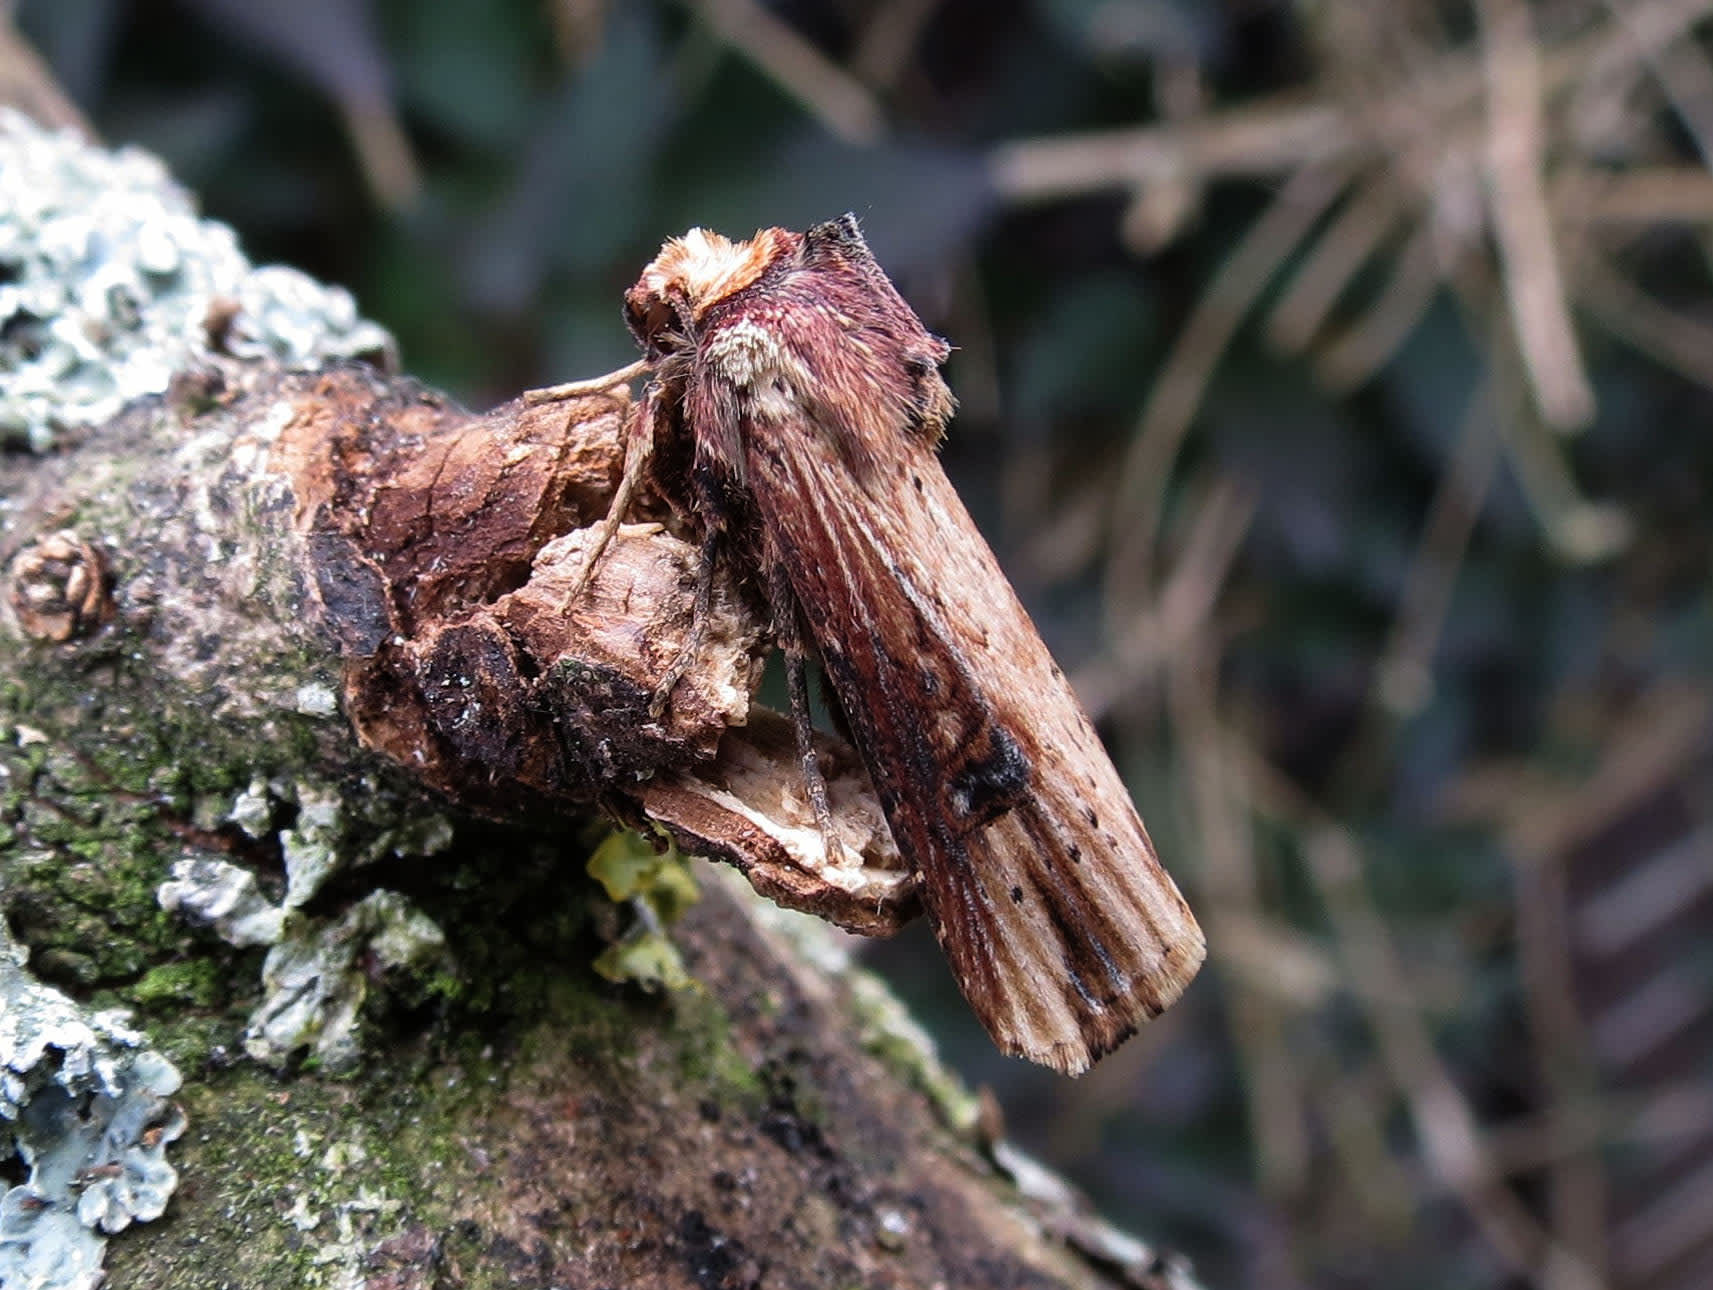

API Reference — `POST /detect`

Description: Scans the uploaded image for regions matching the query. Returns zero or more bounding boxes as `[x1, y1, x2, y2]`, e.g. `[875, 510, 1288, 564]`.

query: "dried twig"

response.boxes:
[1302, 825, 1605, 1290]
[339, 95, 421, 211]
[1312, 214, 1443, 391]
[990, 101, 1354, 203]
[850, 0, 942, 92]
[1267, 174, 1410, 354]
[1373, 377, 1502, 717]
[1574, 243, 1713, 390]
[1102, 165, 1347, 624]
[1477, 0, 1595, 431]
[0, 14, 91, 137]
[1556, 164, 1713, 223]
[1168, 627, 1308, 1197]
[1241, 751, 1609, 1290]
[1515, 846, 1610, 1284]
[1599, 0, 1713, 168]
[1076, 474, 1254, 721]
[1484, 1082, 1713, 1175]
[681, 0, 886, 144]
[1468, 324, 1631, 564]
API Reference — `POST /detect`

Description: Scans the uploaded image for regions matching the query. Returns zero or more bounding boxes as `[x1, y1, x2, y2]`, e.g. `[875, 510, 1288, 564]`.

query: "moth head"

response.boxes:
[625, 226, 796, 359]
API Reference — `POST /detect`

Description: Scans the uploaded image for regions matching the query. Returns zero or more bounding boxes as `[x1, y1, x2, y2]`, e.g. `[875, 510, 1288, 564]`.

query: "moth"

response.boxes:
[561, 215, 1204, 1074]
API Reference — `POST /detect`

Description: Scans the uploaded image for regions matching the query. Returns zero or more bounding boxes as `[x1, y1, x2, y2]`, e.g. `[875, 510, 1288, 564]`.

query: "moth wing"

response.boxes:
[741, 407, 1205, 1074]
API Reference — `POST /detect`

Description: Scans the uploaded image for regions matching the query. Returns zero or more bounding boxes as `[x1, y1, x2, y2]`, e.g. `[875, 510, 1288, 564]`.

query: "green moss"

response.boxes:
[1, 804, 195, 986]
[846, 970, 980, 1137]
[115, 1065, 456, 1289]
[516, 974, 643, 1067]
[130, 959, 223, 1008]
[666, 988, 763, 1104]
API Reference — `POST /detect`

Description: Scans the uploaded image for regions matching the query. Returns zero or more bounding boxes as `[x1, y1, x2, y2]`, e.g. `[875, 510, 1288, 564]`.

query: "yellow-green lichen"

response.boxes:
[586, 829, 699, 921]
[586, 830, 701, 994]
[591, 925, 696, 993]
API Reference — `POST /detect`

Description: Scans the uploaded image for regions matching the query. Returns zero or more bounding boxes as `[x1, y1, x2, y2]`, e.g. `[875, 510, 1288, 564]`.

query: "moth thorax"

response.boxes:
[705, 320, 812, 420]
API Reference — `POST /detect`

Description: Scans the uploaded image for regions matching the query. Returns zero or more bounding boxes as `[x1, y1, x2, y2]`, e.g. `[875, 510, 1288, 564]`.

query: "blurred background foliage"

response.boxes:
[12, 0, 1713, 1286]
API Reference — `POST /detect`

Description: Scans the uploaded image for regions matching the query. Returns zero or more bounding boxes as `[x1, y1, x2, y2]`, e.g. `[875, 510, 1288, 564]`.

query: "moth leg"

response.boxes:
[564, 382, 659, 607]
[647, 522, 720, 720]
[784, 641, 849, 871]
[770, 560, 848, 871]
[522, 358, 648, 406]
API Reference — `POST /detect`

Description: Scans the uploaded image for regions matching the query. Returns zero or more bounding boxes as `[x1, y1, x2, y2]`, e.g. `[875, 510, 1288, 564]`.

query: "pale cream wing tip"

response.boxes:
[1014, 922, 1209, 1077]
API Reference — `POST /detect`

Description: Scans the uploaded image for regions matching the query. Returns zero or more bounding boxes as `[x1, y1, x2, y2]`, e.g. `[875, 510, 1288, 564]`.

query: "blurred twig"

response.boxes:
[1078, 475, 1255, 720]
[1574, 242, 1713, 391]
[1101, 165, 1345, 627]
[990, 102, 1354, 203]
[1488, 361, 1632, 565]
[339, 95, 421, 211]
[1168, 608, 1309, 1199]
[1374, 378, 1502, 718]
[1477, 0, 1595, 431]
[0, 12, 90, 137]
[1245, 755, 1609, 1290]
[850, 0, 941, 93]
[1437, 680, 1713, 1285]
[1311, 214, 1443, 391]
[179, 0, 421, 210]
[680, 0, 886, 144]
[1266, 175, 1410, 354]
[549, 0, 610, 63]
[998, 0, 1713, 591]
[1601, 0, 1713, 168]
[1495, 685, 1712, 872]
[1557, 164, 1713, 221]
[1515, 843, 1609, 1285]
[1484, 1082, 1713, 1174]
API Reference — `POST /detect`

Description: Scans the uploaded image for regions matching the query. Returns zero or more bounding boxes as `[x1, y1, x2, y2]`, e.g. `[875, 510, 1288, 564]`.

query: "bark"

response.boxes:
[0, 119, 1193, 1289]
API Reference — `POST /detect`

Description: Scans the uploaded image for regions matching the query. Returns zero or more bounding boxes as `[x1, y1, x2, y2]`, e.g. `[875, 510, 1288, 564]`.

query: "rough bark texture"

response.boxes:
[0, 342, 1174, 1286]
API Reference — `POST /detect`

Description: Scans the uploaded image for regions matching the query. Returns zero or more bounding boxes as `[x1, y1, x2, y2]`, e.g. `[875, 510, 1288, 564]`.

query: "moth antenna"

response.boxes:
[647, 523, 721, 718]
[522, 358, 649, 406]
[564, 382, 660, 609]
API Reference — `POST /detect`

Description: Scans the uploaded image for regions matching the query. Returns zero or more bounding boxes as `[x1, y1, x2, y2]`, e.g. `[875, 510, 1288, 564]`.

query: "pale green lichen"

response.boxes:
[207, 775, 455, 912]
[157, 842, 451, 1072]
[0, 110, 394, 453]
[225, 778, 276, 840]
[158, 771, 459, 1049]
[156, 857, 284, 948]
[0, 920, 186, 1290]
[243, 891, 448, 1071]
[292, 684, 340, 719]
[280, 782, 344, 908]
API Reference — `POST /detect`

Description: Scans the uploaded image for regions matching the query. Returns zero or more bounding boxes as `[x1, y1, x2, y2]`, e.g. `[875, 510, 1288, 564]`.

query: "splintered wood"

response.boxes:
[268, 365, 916, 932]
